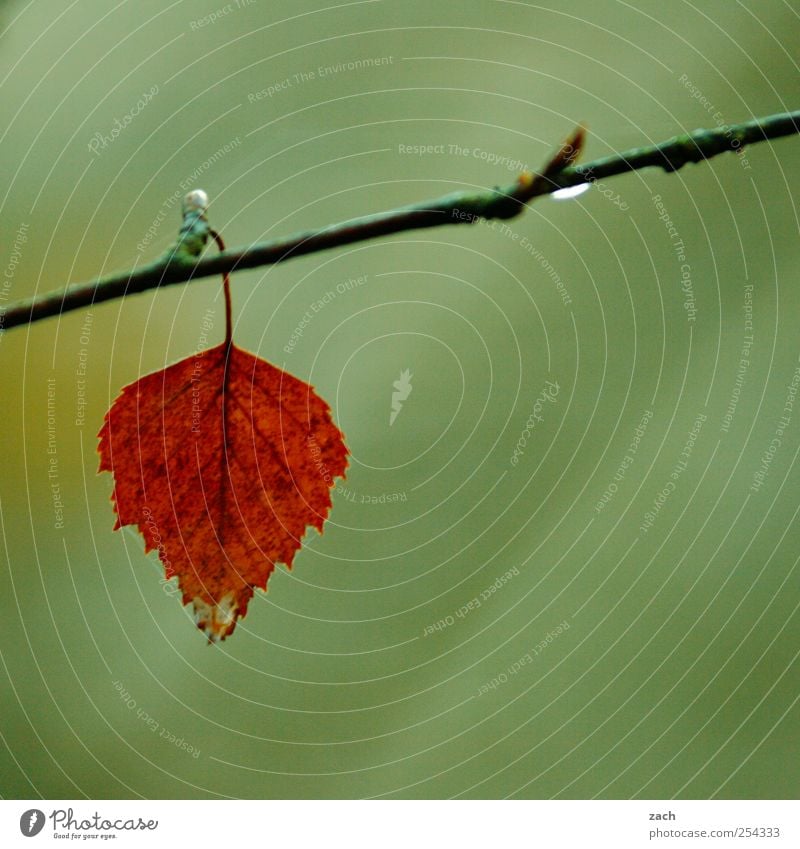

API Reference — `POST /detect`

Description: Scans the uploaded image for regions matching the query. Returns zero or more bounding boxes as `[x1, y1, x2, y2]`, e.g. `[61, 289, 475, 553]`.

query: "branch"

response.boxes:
[3, 110, 798, 333]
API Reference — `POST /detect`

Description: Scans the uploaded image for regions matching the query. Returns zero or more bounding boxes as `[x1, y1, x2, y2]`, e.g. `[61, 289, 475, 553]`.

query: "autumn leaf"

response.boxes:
[97, 341, 348, 642]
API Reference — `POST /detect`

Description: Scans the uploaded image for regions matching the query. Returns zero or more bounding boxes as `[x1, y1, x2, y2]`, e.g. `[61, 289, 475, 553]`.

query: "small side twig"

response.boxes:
[2, 110, 798, 333]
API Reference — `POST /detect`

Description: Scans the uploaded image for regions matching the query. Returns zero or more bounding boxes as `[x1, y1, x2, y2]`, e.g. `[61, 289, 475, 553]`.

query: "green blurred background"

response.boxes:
[1, 0, 799, 799]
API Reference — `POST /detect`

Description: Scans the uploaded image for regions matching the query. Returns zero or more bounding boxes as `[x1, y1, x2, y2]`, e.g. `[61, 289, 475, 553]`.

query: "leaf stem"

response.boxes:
[210, 229, 233, 349]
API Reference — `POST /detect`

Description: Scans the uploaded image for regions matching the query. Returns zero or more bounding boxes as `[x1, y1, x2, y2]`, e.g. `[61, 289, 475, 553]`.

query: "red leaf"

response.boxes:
[97, 342, 348, 642]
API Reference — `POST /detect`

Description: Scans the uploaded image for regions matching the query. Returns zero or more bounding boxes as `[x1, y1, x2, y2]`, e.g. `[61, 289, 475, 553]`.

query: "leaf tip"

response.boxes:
[190, 592, 240, 642]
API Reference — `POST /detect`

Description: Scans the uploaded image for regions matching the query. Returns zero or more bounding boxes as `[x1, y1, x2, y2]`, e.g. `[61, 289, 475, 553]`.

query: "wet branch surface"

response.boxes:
[2, 109, 798, 332]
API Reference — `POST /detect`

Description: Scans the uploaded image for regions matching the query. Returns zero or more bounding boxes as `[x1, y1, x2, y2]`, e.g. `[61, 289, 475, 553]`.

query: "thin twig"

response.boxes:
[2, 110, 798, 333]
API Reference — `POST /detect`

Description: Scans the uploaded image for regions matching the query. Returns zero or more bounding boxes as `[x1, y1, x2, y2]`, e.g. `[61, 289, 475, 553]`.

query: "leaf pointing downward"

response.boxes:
[97, 342, 348, 642]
